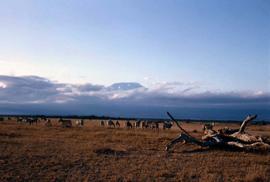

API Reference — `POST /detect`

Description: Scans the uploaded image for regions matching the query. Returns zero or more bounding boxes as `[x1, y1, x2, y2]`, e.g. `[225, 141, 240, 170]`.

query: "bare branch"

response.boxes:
[167, 112, 191, 136]
[238, 115, 257, 133]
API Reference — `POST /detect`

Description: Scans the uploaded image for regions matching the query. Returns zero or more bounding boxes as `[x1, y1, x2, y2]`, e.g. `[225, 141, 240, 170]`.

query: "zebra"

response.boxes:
[115, 121, 120, 128]
[163, 121, 173, 130]
[202, 122, 215, 135]
[135, 120, 142, 128]
[202, 123, 215, 131]
[17, 117, 23, 123]
[125, 120, 133, 129]
[141, 121, 149, 129]
[75, 119, 84, 127]
[100, 120, 105, 127]
[58, 118, 72, 128]
[151, 122, 159, 130]
[26, 118, 38, 125]
[107, 120, 115, 128]
[45, 119, 52, 127]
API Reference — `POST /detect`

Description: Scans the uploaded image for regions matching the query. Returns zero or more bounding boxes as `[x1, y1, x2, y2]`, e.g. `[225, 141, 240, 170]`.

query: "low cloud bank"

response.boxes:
[0, 75, 269, 120]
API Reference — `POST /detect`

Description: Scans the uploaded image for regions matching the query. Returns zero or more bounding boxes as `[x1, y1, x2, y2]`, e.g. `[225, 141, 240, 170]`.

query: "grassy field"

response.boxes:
[0, 119, 270, 182]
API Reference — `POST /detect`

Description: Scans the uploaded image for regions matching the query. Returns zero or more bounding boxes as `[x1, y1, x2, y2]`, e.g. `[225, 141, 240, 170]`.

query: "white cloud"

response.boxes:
[0, 82, 7, 88]
[0, 75, 269, 119]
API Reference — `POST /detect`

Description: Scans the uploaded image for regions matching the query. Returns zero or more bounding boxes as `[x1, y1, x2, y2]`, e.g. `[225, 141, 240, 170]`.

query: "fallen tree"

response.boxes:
[165, 113, 270, 152]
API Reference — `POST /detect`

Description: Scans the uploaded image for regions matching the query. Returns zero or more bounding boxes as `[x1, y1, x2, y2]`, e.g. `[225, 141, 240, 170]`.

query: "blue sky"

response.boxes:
[0, 1, 269, 119]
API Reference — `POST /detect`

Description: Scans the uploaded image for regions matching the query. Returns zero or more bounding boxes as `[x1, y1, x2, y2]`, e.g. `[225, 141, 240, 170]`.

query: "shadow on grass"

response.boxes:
[172, 146, 270, 155]
[93, 147, 129, 157]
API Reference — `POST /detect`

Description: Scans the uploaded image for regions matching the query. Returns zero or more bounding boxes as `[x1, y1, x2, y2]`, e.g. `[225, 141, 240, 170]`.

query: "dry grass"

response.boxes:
[0, 119, 270, 182]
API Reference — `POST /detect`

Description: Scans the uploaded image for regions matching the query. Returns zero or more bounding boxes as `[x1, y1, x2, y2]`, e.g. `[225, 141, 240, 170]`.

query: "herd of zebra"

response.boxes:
[1, 116, 217, 132]
[11, 116, 174, 130]
[100, 119, 174, 130]
[16, 117, 41, 125]
[15, 117, 84, 128]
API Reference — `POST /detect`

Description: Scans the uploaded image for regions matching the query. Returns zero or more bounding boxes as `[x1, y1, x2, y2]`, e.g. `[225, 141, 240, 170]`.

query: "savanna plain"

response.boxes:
[1, 118, 270, 182]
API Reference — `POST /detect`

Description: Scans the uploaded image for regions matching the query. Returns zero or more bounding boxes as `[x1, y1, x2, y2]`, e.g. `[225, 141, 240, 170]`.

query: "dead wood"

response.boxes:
[165, 113, 270, 152]
[238, 115, 257, 133]
[167, 112, 191, 136]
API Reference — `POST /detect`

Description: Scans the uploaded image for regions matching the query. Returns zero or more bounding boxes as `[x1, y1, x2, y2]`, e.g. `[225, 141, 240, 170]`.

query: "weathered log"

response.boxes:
[230, 132, 263, 143]
[166, 133, 203, 151]
[166, 132, 270, 151]
[165, 113, 269, 152]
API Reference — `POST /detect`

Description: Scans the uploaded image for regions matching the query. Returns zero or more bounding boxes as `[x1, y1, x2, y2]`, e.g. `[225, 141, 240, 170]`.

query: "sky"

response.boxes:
[0, 0, 269, 120]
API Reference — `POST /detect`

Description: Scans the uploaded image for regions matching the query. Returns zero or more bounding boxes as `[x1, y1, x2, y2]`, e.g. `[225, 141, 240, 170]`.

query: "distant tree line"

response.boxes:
[0, 114, 269, 124]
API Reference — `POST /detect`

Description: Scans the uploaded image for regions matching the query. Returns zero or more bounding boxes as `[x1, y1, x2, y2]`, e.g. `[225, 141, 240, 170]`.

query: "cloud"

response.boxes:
[107, 82, 144, 91]
[0, 75, 61, 103]
[0, 75, 269, 119]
